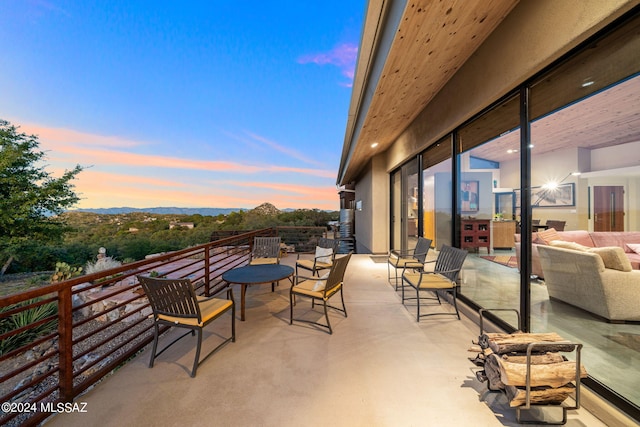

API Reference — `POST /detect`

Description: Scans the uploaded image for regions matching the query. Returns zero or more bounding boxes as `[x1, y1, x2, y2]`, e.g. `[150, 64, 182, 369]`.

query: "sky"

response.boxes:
[0, 1, 364, 211]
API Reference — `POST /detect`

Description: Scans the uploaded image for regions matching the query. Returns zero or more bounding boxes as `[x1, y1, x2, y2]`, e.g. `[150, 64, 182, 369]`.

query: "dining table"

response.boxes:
[222, 264, 294, 321]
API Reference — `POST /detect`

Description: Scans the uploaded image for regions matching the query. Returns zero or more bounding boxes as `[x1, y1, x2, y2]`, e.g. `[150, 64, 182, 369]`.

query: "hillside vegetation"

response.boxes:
[2, 203, 338, 275]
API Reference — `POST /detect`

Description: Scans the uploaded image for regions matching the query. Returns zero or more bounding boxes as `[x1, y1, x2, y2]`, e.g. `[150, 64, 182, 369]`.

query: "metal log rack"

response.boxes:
[477, 308, 583, 425]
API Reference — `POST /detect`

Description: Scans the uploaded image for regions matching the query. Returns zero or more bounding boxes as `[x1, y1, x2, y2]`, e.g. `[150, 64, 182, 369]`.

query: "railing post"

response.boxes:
[205, 245, 211, 296]
[58, 286, 74, 401]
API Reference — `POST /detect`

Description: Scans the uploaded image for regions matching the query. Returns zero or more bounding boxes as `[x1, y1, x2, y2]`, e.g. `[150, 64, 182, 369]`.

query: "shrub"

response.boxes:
[85, 257, 122, 275]
[0, 298, 58, 356]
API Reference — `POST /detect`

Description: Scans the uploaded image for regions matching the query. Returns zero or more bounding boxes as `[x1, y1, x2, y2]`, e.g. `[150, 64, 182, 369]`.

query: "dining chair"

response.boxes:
[401, 245, 467, 321]
[545, 220, 566, 231]
[289, 252, 352, 334]
[138, 275, 235, 377]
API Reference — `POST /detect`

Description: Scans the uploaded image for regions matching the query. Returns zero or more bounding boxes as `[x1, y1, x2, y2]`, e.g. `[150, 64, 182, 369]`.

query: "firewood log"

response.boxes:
[497, 359, 587, 388]
[502, 352, 566, 364]
[482, 332, 575, 354]
[505, 384, 575, 407]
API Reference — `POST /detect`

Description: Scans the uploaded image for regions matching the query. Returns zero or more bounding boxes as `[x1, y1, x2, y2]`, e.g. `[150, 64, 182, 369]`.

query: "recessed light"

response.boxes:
[371, 142, 379, 148]
[507, 149, 519, 154]
[581, 80, 594, 87]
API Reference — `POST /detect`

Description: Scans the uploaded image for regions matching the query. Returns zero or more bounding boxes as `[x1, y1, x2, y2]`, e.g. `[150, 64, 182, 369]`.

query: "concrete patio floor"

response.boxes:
[45, 254, 610, 426]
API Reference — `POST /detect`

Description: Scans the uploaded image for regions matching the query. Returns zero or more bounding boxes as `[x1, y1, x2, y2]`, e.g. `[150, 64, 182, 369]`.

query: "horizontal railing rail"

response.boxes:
[0, 226, 328, 426]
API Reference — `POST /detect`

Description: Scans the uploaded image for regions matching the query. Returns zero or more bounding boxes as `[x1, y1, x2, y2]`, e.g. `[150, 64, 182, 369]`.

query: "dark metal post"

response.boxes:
[204, 245, 211, 296]
[520, 86, 532, 332]
[417, 154, 424, 238]
[452, 133, 460, 248]
[58, 286, 74, 401]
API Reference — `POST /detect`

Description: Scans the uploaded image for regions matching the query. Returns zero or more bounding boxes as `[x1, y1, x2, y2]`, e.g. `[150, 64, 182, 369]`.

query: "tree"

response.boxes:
[0, 119, 83, 275]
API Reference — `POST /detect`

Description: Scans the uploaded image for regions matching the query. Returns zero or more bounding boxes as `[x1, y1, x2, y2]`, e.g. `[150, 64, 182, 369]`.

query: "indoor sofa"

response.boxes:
[514, 229, 640, 279]
[538, 245, 640, 322]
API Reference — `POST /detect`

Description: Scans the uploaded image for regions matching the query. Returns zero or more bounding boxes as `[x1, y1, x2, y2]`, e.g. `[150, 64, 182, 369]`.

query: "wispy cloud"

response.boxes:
[21, 123, 145, 148]
[242, 131, 324, 167]
[20, 121, 338, 209]
[28, 122, 336, 178]
[298, 43, 358, 84]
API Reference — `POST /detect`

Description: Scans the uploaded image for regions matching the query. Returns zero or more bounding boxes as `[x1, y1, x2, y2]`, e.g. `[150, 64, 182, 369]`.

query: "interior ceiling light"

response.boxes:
[371, 142, 379, 148]
[581, 80, 595, 87]
[507, 149, 519, 154]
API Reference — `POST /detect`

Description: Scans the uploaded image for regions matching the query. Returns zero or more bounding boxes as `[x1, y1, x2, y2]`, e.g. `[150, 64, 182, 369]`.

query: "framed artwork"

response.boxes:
[514, 183, 575, 208]
[460, 180, 479, 212]
[532, 183, 575, 207]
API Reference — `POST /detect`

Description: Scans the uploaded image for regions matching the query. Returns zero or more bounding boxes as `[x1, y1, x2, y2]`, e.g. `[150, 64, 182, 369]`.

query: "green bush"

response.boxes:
[0, 298, 58, 356]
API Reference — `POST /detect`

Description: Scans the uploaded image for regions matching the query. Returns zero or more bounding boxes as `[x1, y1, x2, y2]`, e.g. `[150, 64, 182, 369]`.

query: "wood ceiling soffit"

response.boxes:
[348, 0, 517, 182]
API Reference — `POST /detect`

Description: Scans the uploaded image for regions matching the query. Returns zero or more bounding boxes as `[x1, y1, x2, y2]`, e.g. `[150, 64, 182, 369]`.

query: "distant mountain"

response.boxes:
[69, 207, 245, 216]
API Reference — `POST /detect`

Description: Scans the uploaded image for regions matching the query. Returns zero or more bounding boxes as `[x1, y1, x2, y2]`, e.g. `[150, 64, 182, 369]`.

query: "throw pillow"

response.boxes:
[549, 240, 589, 252]
[587, 247, 632, 272]
[313, 272, 331, 291]
[315, 246, 333, 264]
[626, 243, 640, 254]
[535, 228, 561, 245]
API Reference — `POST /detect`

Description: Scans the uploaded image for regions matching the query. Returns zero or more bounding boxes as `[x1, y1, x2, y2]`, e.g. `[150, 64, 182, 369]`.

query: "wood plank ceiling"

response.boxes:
[345, 0, 519, 181]
[470, 74, 640, 164]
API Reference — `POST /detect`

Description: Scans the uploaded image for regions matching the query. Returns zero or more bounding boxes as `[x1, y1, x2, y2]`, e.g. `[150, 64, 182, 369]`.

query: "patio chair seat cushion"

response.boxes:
[250, 257, 279, 265]
[391, 257, 425, 269]
[297, 259, 332, 271]
[158, 298, 233, 327]
[403, 271, 454, 289]
[292, 278, 342, 299]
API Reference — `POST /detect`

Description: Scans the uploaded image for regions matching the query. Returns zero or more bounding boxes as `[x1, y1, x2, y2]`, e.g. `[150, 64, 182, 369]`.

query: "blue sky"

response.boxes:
[0, 1, 364, 211]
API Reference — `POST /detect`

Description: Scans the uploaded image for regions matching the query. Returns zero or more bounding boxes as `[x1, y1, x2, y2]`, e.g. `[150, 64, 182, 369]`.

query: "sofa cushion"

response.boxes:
[557, 230, 595, 247]
[587, 247, 633, 272]
[549, 240, 590, 251]
[535, 228, 561, 244]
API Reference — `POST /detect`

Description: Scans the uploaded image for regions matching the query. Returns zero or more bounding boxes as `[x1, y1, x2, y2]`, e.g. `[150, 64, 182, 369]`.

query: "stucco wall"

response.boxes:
[354, 154, 389, 254]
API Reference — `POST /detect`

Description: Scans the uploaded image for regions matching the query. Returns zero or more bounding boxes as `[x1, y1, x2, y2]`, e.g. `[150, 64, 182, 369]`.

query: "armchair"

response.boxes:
[296, 237, 340, 277]
[250, 236, 282, 265]
[401, 245, 467, 321]
[290, 253, 352, 334]
[138, 275, 235, 377]
[388, 237, 432, 289]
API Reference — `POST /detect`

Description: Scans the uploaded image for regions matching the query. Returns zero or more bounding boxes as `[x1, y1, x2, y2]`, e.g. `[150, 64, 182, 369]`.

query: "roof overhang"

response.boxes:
[338, 0, 519, 185]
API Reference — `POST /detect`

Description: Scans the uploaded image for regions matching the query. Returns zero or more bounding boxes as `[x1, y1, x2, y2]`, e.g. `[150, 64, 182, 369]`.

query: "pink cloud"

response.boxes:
[298, 43, 358, 81]
[22, 121, 339, 210]
[231, 181, 335, 197]
[20, 123, 145, 148]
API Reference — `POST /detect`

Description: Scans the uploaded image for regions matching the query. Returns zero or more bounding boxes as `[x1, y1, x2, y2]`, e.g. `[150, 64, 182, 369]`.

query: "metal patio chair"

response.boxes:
[289, 252, 352, 334]
[388, 236, 432, 290]
[401, 245, 467, 321]
[296, 237, 340, 277]
[138, 275, 235, 377]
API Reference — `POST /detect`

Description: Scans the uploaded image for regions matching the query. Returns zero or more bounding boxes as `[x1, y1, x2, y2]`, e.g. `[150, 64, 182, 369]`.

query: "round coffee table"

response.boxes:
[222, 264, 294, 321]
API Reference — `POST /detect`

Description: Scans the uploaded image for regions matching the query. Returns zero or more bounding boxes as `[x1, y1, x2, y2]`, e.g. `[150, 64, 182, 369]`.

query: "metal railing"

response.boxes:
[0, 226, 328, 426]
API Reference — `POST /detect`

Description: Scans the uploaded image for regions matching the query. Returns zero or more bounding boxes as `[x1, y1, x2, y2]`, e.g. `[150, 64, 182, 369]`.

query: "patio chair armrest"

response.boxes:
[296, 251, 315, 260]
[389, 249, 412, 257]
[421, 268, 460, 276]
[295, 274, 322, 284]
